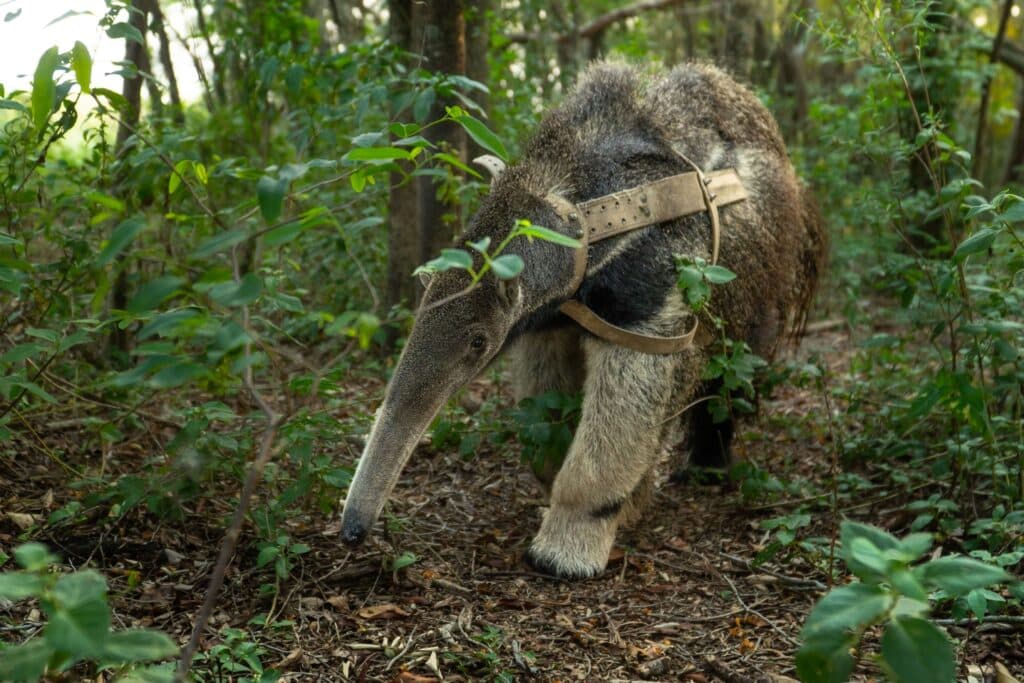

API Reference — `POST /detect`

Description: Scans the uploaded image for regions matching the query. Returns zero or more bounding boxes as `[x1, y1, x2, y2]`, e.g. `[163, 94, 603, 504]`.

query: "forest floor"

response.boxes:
[1, 326, 1022, 682]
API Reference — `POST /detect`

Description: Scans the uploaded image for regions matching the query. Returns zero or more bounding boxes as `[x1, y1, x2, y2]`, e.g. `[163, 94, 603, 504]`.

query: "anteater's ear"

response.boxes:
[496, 275, 521, 308]
[473, 155, 506, 184]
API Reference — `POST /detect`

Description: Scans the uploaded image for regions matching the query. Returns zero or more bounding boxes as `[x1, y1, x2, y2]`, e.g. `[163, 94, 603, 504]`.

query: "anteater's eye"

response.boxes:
[470, 335, 487, 351]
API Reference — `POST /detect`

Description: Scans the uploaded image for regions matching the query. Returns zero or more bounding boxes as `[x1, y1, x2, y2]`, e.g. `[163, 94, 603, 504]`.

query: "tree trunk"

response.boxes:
[774, 0, 810, 142]
[111, 0, 153, 357]
[907, 1, 954, 246]
[1003, 82, 1024, 184]
[386, 0, 421, 310]
[192, 0, 227, 107]
[465, 0, 491, 157]
[148, 0, 184, 123]
[412, 0, 467, 266]
[723, 0, 755, 81]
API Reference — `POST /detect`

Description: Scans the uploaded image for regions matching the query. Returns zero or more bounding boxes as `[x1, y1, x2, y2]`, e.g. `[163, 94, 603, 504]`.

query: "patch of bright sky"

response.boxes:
[0, 0, 204, 107]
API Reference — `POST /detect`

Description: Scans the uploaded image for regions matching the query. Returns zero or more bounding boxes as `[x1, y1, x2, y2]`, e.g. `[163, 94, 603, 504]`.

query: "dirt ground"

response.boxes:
[1, 327, 1022, 682]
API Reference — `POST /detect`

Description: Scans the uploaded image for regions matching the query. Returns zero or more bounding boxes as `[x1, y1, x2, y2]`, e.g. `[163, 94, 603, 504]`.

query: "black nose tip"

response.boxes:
[341, 521, 367, 547]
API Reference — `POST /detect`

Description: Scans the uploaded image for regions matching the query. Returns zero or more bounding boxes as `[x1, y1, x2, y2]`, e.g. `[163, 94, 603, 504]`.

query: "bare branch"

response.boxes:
[506, 0, 687, 44]
[972, 0, 1014, 177]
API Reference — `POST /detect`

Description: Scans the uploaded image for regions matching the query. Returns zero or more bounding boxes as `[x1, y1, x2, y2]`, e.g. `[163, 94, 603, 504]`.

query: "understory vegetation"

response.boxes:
[0, 0, 1022, 681]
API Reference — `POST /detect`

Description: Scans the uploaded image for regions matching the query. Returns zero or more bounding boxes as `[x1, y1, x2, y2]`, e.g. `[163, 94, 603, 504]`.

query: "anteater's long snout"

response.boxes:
[339, 379, 449, 548]
[340, 509, 369, 546]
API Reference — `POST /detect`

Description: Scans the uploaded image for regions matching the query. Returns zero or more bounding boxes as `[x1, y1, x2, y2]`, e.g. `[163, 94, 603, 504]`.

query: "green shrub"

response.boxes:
[0, 543, 178, 682]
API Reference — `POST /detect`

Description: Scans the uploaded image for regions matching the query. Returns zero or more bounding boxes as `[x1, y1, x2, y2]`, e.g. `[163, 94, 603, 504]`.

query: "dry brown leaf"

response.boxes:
[391, 673, 438, 683]
[5, 512, 39, 530]
[356, 603, 410, 620]
[273, 648, 303, 670]
[326, 595, 349, 611]
[996, 662, 1021, 683]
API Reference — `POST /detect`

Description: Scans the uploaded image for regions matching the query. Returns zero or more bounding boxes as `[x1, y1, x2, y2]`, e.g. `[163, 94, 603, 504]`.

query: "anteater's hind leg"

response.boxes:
[669, 379, 736, 483]
[525, 340, 696, 579]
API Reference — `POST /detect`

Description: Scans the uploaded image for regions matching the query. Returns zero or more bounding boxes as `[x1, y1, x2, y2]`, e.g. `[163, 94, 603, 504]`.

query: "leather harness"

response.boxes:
[547, 152, 748, 354]
[474, 152, 750, 354]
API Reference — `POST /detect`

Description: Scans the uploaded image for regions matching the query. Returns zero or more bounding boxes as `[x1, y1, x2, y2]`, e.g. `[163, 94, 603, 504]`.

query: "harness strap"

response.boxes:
[560, 299, 702, 354]
[554, 156, 747, 354]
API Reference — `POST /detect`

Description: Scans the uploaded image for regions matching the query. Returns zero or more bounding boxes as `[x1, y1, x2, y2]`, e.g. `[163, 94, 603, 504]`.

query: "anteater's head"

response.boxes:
[340, 158, 581, 546]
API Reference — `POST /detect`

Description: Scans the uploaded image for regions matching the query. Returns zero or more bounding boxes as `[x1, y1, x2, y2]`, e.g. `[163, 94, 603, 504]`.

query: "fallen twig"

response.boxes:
[703, 655, 773, 683]
[720, 552, 828, 592]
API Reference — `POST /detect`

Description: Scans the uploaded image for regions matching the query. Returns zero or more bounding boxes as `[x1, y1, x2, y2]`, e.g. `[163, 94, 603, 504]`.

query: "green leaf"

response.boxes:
[31, 46, 59, 133]
[1, 342, 43, 364]
[848, 536, 888, 574]
[147, 362, 205, 389]
[349, 169, 367, 192]
[71, 41, 92, 93]
[321, 468, 352, 489]
[127, 276, 184, 313]
[998, 197, 1024, 223]
[168, 159, 191, 195]
[351, 131, 385, 147]
[795, 633, 855, 683]
[919, 556, 1009, 595]
[257, 545, 279, 568]
[514, 223, 582, 248]
[840, 521, 899, 579]
[191, 229, 248, 258]
[415, 248, 474, 275]
[45, 571, 111, 656]
[114, 662, 177, 683]
[93, 87, 129, 112]
[453, 113, 508, 161]
[889, 568, 927, 601]
[344, 147, 413, 162]
[703, 264, 737, 284]
[391, 551, 418, 571]
[85, 191, 125, 213]
[97, 216, 147, 267]
[966, 588, 988, 619]
[413, 88, 436, 122]
[800, 583, 890, 641]
[433, 151, 480, 178]
[0, 639, 55, 683]
[467, 237, 491, 253]
[880, 616, 954, 683]
[106, 22, 144, 44]
[953, 227, 998, 261]
[263, 222, 303, 247]
[0, 99, 28, 113]
[14, 542, 58, 571]
[256, 176, 287, 224]
[101, 629, 178, 664]
[0, 572, 43, 600]
[897, 533, 933, 560]
[209, 273, 262, 307]
[490, 253, 524, 279]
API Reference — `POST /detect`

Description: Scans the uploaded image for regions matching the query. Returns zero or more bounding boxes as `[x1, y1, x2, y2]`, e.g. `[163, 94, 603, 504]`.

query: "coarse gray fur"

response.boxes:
[340, 60, 826, 580]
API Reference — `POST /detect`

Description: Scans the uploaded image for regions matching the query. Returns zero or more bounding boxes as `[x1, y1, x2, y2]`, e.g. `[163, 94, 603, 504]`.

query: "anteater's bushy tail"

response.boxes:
[789, 184, 828, 343]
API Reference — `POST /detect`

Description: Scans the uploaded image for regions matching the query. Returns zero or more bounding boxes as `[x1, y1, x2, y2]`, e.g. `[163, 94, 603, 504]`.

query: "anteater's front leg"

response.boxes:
[525, 340, 686, 579]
